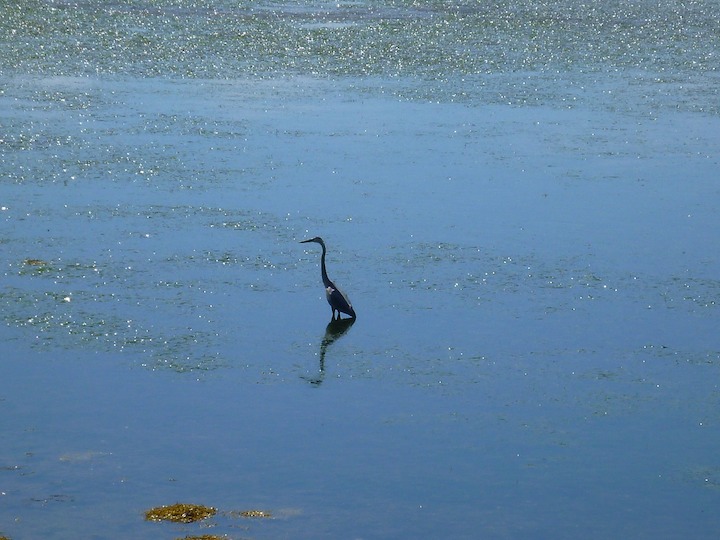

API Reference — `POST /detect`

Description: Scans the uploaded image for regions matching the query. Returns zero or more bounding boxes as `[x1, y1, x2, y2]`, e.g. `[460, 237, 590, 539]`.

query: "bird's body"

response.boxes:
[301, 237, 356, 320]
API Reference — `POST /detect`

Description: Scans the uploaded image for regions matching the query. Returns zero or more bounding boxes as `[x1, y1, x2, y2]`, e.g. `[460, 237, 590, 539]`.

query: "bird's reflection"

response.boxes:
[304, 318, 355, 386]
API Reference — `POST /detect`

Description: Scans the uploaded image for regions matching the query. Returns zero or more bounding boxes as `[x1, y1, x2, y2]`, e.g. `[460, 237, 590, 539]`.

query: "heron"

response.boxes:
[300, 237, 356, 320]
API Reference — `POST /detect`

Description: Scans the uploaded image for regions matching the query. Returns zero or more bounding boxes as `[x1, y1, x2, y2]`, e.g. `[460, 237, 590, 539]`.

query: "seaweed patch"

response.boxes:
[144, 503, 217, 523]
[239, 509, 272, 518]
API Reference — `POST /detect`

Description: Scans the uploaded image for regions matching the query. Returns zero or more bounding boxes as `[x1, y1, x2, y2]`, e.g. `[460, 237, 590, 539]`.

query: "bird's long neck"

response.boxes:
[320, 243, 332, 288]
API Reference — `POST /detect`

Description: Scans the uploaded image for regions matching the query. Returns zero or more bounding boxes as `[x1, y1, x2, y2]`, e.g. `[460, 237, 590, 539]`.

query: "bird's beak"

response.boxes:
[299, 239, 312, 243]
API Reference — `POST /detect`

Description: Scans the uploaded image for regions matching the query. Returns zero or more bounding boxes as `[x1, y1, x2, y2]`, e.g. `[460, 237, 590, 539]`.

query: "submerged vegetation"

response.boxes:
[1, 0, 717, 113]
[144, 503, 273, 539]
[144, 503, 217, 523]
[175, 536, 226, 540]
[239, 509, 272, 518]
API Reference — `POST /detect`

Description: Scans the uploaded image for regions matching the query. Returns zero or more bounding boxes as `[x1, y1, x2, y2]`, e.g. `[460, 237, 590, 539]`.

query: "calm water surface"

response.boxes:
[1, 1, 720, 538]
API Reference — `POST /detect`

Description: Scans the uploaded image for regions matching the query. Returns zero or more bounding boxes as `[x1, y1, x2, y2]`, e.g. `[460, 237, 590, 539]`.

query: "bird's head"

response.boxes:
[300, 236, 325, 246]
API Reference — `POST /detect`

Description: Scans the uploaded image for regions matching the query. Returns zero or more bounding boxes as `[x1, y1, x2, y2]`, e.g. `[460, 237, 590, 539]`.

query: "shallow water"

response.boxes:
[2, 1, 720, 538]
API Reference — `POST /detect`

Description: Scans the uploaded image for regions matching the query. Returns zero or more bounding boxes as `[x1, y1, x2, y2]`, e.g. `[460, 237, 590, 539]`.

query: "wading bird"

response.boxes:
[300, 237, 356, 320]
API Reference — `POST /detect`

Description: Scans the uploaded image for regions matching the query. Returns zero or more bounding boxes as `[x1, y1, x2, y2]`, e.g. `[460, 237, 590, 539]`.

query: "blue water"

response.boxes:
[2, 1, 720, 538]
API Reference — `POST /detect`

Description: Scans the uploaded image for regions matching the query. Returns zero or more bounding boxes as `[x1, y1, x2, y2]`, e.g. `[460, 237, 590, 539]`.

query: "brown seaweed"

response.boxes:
[144, 503, 216, 523]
